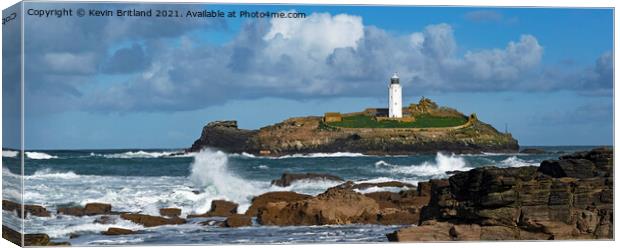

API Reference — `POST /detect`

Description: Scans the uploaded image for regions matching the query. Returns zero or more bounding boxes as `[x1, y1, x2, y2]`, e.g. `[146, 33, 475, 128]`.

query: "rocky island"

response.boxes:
[188, 98, 518, 155]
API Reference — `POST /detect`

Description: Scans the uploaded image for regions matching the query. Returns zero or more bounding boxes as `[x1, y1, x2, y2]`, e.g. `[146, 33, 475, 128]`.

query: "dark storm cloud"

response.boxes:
[102, 44, 151, 74]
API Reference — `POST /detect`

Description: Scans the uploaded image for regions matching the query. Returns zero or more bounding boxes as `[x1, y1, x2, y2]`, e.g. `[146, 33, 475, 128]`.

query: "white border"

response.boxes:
[0, 1, 617, 248]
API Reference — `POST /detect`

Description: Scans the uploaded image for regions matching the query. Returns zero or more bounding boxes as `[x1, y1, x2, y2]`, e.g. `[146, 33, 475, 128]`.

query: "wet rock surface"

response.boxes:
[188, 200, 238, 218]
[2, 200, 51, 217]
[102, 227, 135, 235]
[222, 214, 253, 227]
[120, 213, 187, 227]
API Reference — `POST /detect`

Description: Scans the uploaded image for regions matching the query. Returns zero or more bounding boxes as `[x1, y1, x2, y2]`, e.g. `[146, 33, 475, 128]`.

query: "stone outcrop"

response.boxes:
[120, 213, 186, 227]
[102, 227, 135, 235]
[258, 186, 379, 225]
[388, 147, 613, 241]
[2, 200, 51, 217]
[222, 214, 252, 227]
[188, 121, 257, 153]
[271, 172, 343, 187]
[57, 202, 112, 216]
[188, 200, 238, 218]
[187, 109, 519, 156]
[245, 191, 311, 216]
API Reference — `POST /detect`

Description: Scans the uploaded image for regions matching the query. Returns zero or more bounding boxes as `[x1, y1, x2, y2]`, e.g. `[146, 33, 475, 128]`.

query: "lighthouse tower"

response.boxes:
[389, 73, 403, 118]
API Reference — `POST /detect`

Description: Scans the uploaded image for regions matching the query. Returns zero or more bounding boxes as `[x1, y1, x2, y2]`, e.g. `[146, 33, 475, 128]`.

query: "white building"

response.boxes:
[388, 73, 403, 118]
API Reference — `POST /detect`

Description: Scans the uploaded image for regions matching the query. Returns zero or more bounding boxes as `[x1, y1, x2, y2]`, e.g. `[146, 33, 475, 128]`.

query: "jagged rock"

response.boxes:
[188, 200, 238, 218]
[120, 213, 186, 227]
[2, 200, 51, 217]
[159, 208, 182, 217]
[258, 187, 379, 225]
[271, 173, 343, 187]
[350, 181, 415, 190]
[102, 227, 135, 235]
[188, 120, 257, 153]
[538, 159, 597, 178]
[389, 148, 613, 242]
[521, 148, 546, 154]
[222, 214, 252, 227]
[245, 191, 311, 216]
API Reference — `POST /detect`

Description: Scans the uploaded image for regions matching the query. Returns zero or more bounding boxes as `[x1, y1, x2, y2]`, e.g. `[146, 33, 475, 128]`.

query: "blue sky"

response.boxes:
[3, 3, 613, 149]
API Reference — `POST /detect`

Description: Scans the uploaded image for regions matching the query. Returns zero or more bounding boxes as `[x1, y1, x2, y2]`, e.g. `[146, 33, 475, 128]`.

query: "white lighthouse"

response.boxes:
[388, 73, 403, 118]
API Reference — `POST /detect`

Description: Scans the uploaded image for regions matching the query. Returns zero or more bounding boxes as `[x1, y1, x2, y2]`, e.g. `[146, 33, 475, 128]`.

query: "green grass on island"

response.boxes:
[328, 114, 468, 129]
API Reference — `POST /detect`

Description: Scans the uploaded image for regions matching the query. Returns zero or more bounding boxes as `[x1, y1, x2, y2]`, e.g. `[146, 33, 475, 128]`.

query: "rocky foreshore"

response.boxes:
[2, 148, 612, 244]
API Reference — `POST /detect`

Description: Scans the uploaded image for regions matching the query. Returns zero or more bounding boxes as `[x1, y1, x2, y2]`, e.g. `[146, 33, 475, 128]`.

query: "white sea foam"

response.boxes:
[354, 186, 406, 194]
[25, 151, 58, 160]
[499, 156, 539, 167]
[375, 153, 472, 177]
[277, 152, 367, 159]
[2, 150, 18, 158]
[30, 168, 80, 179]
[257, 165, 269, 169]
[101, 150, 180, 159]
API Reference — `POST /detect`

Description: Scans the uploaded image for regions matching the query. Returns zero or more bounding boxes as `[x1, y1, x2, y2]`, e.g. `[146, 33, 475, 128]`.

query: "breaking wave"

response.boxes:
[25, 152, 58, 160]
[374, 153, 472, 177]
[189, 149, 265, 213]
[2, 150, 18, 158]
[499, 156, 539, 167]
[99, 150, 191, 159]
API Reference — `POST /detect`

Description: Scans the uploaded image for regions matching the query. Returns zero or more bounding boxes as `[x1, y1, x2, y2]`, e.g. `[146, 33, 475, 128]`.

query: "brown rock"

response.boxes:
[2, 200, 51, 217]
[376, 208, 419, 225]
[386, 220, 452, 241]
[450, 224, 481, 241]
[102, 227, 135, 235]
[480, 226, 519, 240]
[245, 191, 311, 216]
[120, 213, 186, 227]
[160, 208, 182, 217]
[84, 203, 112, 215]
[271, 172, 343, 187]
[188, 200, 238, 218]
[223, 214, 252, 227]
[258, 187, 379, 225]
[57, 206, 85, 216]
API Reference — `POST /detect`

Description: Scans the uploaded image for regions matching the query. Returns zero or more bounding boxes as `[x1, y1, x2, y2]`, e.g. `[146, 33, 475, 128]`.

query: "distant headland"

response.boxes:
[188, 74, 518, 155]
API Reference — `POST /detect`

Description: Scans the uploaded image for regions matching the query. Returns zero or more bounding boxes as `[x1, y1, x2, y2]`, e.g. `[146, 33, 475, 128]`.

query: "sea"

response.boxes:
[0, 146, 601, 245]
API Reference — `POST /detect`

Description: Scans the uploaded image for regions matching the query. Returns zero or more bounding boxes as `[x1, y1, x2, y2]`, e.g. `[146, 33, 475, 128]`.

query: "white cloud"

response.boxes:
[43, 52, 97, 74]
[263, 12, 364, 60]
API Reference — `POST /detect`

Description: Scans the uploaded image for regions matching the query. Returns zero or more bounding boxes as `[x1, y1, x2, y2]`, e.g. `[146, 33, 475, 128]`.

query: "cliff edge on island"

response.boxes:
[188, 98, 519, 155]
